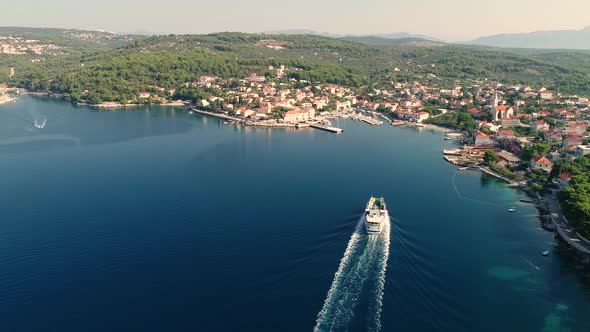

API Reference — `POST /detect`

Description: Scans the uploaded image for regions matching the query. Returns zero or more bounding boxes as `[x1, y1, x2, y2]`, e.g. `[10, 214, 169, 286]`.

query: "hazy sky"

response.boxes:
[4, 0, 590, 40]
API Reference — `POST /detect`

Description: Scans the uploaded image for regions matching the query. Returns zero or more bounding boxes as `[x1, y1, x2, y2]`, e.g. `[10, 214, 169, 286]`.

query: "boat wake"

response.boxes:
[314, 215, 391, 332]
[522, 257, 541, 270]
[451, 171, 505, 208]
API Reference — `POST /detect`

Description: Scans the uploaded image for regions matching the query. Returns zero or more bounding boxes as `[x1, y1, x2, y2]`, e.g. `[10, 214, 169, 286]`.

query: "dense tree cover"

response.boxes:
[6, 32, 590, 102]
[559, 174, 590, 238]
[556, 156, 590, 237]
[522, 142, 553, 161]
[424, 111, 476, 133]
[483, 150, 498, 165]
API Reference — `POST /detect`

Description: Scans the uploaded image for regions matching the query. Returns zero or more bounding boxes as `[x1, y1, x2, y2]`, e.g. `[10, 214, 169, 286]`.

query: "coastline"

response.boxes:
[419, 122, 455, 133]
[21, 91, 187, 109]
[89, 101, 186, 108]
[0, 96, 17, 105]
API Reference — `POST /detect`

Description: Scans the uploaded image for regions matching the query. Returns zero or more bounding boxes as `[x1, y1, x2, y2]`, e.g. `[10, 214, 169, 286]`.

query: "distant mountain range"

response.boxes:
[264, 29, 442, 42]
[468, 26, 590, 50]
[268, 27, 590, 50]
[339, 36, 446, 47]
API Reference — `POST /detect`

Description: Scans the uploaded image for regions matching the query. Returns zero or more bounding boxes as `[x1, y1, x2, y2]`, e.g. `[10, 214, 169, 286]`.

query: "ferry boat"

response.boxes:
[365, 197, 389, 235]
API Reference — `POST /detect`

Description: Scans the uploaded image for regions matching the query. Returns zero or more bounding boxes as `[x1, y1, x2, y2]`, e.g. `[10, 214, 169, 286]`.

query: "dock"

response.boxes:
[310, 123, 344, 133]
[190, 107, 240, 122]
[443, 149, 462, 155]
[358, 115, 383, 126]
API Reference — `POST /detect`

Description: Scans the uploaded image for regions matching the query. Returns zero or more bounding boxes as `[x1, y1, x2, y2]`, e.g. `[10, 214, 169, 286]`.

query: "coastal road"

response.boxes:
[547, 191, 590, 254]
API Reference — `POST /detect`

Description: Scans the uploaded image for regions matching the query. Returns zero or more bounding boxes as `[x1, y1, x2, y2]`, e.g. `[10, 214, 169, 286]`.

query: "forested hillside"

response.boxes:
[5, 31, 590, 103]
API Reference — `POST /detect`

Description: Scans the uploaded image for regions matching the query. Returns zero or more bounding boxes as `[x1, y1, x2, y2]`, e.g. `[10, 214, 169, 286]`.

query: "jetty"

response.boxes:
[358, 115, 383, 126]
[443, 149, 462, 155]
[310, 123, 344, 133]
[445, 133, 463, 137]
[478, 166, 518, 185]
[190, 108, 240, 122]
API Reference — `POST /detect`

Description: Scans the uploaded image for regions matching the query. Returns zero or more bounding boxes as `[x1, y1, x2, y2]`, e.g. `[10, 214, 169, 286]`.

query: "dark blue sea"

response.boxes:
[0, 96, 589, 332]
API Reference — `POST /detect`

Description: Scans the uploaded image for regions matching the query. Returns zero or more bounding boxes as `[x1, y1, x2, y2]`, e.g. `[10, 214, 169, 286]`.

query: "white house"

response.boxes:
[531, 120, 550, 132]
[531, 156, 553, 172]
[409, 112, 430, 123]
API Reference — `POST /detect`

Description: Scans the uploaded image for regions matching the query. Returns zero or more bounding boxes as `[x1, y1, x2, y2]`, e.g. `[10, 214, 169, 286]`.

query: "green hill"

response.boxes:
[339, 36, 446, 47]
[5, 31, 590, 102]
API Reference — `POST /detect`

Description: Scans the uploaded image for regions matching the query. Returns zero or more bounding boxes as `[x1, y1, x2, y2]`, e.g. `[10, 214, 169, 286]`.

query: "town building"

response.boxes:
[531, 156, 553, 172]
[531, 120, 550, 131]
[497, 150, 521, 166]
[501, 118, 521, 128]
[491, 106, 514, 122]
[283, 109, 309, 123]
[576, 145, 590, 157]
[557, 172, 575, 189]
[497, 129, 516, 140]
[474, 131, 495, 146]
[409, 112, 430, 123]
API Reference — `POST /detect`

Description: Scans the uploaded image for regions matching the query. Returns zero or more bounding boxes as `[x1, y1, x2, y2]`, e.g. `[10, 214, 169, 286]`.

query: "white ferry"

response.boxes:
[365, 197, 389, 235]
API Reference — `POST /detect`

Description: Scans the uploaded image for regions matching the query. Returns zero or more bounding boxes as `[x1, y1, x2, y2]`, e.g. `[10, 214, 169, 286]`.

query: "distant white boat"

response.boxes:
[34, 118, 47, 129]
[508, 208, 516, 212]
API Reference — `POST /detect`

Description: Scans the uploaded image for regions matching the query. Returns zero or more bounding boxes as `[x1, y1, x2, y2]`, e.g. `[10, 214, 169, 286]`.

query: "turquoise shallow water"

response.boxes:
[0, 96, 589, 332]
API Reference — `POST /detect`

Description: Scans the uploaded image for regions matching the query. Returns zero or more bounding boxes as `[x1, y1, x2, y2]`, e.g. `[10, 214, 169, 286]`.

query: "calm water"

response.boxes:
[1, 96, 589, 332]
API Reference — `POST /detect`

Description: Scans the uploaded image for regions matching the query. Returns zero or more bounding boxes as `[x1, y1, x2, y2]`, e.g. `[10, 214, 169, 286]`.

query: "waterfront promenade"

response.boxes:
[547, 190, 590, 256]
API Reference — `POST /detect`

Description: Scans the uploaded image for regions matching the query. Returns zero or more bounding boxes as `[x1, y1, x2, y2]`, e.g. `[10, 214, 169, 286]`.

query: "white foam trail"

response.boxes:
[367, 217, 391, 331]
[314, 215, 391, 332]
[34, 117, 47, 129]
[522, 257, 541, 270]
[314, 217, 364, 331]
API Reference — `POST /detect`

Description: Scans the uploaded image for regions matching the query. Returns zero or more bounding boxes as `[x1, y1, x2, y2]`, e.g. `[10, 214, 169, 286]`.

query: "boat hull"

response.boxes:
[364, 197, 389, 235]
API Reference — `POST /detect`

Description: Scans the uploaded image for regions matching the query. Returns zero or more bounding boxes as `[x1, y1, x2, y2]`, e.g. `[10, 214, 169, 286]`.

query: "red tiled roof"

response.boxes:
[559, 172, 574, 180]
[474, 131, 489, 138]
[532, 156, 552, 164]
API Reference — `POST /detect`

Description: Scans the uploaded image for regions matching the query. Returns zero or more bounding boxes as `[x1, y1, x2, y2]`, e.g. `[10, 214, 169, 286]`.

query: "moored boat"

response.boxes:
[365, 197, 389, 235]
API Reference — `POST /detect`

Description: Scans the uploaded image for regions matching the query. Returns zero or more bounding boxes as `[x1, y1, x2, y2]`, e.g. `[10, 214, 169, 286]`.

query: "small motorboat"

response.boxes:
[508, 208, 517, 212]
[444, 137, 452, 140]
[542, 251, 550, 256]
